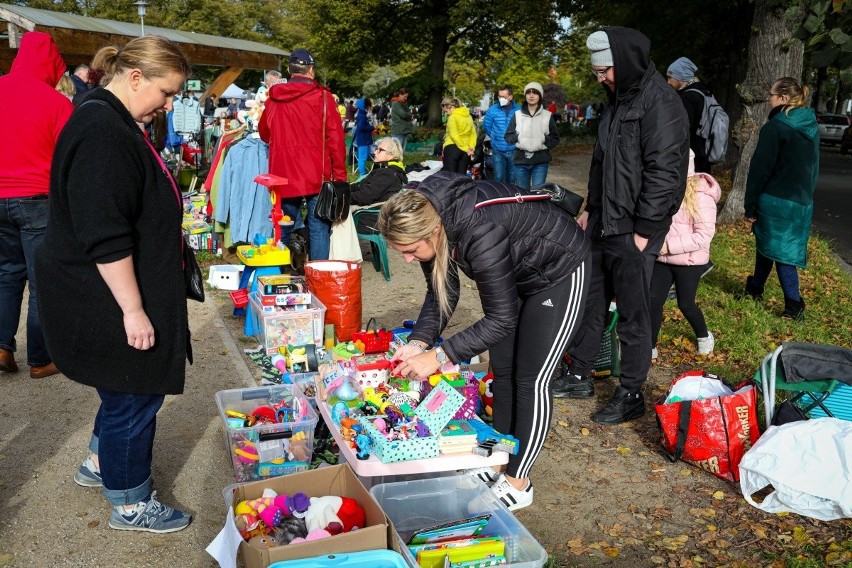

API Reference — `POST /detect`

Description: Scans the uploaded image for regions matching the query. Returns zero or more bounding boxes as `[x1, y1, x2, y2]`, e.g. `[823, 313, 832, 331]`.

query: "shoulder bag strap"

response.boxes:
[321, 91, 327, 182]
[474, 193, 551, 210]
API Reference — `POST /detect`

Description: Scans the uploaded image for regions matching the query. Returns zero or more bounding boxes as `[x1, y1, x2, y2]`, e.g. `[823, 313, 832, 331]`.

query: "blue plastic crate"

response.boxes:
[268, 550, 408, 568]
[807, 381, 852, 421]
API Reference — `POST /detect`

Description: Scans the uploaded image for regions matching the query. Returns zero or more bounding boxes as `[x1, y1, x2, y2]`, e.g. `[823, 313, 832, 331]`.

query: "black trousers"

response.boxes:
[649, 262, 709, 344]
[568, 231, 665, 393]
[491, 258, 589, 479]
[442, 144, 470, 174]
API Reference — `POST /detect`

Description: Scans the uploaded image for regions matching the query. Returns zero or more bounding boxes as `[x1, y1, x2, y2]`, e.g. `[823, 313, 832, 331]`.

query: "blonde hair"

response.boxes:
[682, 176, 702, 222]
[772, 77, 809, 116]
[56, 75, 75, 98]
[92, 35, 191, 86]
[441, 97, 461, 109]
[374, 136, 404, 161]
[378, 191, 453, 319]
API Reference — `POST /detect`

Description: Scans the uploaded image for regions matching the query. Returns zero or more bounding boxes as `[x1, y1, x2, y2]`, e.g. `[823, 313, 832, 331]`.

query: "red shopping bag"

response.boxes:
[654, 370, 760, 482]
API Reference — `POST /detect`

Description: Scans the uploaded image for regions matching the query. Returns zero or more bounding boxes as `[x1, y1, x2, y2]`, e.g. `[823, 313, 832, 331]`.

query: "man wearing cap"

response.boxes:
[553, 27, 689, 425]
[667, 57, 714, 173]
[259, 48, 346, 260]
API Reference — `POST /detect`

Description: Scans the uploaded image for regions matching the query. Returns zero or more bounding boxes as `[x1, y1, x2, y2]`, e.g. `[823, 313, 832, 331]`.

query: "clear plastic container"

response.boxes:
[371, 476, 547, 568]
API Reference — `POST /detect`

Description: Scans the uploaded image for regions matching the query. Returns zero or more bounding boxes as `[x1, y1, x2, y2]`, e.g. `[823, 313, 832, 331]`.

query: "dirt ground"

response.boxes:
[0, 151, 847, 567]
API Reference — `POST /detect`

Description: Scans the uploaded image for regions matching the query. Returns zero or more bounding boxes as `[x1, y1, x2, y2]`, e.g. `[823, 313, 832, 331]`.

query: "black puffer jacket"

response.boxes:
[587, 27, 689, 238]
[407, 172, 590, 363]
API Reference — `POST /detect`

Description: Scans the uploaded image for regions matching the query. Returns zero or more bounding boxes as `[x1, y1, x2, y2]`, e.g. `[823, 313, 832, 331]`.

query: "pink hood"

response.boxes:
[657, 172, 721, 266]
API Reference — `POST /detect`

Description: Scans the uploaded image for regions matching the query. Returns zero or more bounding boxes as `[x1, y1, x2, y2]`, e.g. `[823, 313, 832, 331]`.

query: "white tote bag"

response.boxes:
[739, 418, 852, 521]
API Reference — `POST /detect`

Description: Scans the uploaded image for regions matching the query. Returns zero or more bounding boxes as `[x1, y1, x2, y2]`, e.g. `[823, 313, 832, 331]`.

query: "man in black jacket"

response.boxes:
[553, 27, 689, 424]
[667, 56, 713, 173]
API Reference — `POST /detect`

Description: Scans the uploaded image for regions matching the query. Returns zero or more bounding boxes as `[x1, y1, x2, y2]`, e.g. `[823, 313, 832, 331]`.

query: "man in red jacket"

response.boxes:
[0, 31, 72, 378]
[259, 49, 346, 260]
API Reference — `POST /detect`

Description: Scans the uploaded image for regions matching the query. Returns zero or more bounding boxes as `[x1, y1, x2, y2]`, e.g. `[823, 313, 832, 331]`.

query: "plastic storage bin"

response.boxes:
[248, 293, 326, 354]
[215, 384, 318, 482]
[371, 476, 547, 568]
[268, 550, 409, 568]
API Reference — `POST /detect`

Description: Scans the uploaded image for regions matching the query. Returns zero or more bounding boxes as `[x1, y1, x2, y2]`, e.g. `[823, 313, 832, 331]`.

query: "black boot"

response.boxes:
[552, 370, 594, 399]
[592, 386, 645, 424]
[782, 297, 805, 322]
[744, 276, 764, 300]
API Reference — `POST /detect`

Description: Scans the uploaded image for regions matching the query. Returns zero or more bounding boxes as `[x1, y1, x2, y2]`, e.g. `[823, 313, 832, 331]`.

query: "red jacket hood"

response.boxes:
[268, 78, 328, 104]
[10, 31, 66, 87]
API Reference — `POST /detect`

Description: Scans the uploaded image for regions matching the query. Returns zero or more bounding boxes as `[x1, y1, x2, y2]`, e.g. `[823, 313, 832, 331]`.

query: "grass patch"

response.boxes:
[655, 221, 852, 382]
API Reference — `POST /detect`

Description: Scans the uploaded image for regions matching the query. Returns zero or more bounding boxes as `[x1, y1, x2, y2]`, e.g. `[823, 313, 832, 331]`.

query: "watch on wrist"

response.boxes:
[434, 346, 447, 364]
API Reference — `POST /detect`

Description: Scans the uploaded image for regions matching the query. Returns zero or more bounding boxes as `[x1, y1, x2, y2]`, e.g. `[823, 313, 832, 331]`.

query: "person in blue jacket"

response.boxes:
[483, 86, 521, 182]
[354, 97, 375, 176]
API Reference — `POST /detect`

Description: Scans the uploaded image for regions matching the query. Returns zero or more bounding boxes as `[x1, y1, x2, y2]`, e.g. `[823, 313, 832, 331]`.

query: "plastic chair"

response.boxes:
[352, 208, 391, 281]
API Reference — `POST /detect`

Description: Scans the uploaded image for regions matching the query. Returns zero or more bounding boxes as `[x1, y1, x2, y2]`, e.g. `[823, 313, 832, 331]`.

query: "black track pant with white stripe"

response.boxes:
[490, 258, 590, 480]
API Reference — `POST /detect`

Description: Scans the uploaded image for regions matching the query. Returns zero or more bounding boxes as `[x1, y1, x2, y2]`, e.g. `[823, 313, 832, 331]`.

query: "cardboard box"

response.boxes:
[358, 380, 465, 463]
[223, 464, 391, 568]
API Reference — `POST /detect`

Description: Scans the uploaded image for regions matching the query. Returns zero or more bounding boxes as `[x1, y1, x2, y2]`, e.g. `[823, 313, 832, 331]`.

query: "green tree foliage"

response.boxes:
[298, 0, 572, 126]
[788, 0, 852, 69]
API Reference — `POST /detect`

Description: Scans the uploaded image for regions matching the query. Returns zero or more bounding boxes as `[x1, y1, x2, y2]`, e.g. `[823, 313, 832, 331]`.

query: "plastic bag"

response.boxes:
[739, 418, 852, 521]
[655, 371, 759, 482]
[304, 261, 362, 342]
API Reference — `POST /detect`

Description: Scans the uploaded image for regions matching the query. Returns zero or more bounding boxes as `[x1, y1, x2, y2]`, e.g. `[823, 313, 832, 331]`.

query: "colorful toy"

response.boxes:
[330, 401, 350, 426]
[351, 319, 393, 353]
[479, 372, 494, 416]
[248, 497, 282, 527]
[353, 354, 391, 389]
[247, 532, 281, 549]
[355, 432, 373, 460]
[362, 387, 391, 414]
[304, 496, 366, 536]
[234, 440, 259, 464]
[468, 419, 520, 455]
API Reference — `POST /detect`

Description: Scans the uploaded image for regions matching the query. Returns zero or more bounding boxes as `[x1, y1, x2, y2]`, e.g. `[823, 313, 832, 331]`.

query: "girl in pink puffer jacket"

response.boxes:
[649, 150, 721, 358]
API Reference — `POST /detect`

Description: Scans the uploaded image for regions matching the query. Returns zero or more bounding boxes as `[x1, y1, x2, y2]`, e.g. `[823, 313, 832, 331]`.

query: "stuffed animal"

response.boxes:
[271, 516, 308, 545]
[247, 532, 281, 549]
[304, 496, 366, 535]
[260, 488, 311, 519]
[248, 498, 282, 528]
[234, 501, 266, 540]
[288, 433, 311, 462]
[479, 372, 494, 416]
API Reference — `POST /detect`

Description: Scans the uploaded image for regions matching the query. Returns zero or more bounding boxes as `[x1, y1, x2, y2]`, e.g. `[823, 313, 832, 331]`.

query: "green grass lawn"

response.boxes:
[654, 221, 852, 381]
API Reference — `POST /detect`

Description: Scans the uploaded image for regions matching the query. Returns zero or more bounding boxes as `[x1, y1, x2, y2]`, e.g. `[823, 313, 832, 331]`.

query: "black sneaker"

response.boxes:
[552, 371, 594, 399]
[592, 387, 645, 424]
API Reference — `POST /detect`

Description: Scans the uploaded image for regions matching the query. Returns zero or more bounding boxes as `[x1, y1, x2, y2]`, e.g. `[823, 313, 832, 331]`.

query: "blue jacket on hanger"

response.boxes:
[215, 136, 272, 243]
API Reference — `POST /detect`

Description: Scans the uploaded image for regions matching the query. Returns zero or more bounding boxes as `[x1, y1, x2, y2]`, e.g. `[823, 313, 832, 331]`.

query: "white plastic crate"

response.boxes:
[208, 264, 244, 291]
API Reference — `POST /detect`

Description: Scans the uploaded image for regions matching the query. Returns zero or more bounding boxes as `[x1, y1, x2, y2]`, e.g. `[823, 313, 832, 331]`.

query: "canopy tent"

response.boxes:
[221, 83, 250, 99]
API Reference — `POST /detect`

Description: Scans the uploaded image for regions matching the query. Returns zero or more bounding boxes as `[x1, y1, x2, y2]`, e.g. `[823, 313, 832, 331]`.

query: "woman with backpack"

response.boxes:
[743, 77, 818, 322]
[383, 172, 590, 511]
[649, 150, 721, 359]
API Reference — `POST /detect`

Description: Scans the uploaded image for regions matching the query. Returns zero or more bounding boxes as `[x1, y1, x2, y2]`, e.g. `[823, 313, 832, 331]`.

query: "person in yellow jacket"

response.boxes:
[441, 97, 477, 174]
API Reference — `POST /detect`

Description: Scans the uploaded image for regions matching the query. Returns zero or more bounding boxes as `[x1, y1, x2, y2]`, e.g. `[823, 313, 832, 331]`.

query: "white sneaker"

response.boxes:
[491, 474, 534, 511]
[464, 466, 500, 486]
[697, 332, 715, 355]
[651, 347, 658, 360]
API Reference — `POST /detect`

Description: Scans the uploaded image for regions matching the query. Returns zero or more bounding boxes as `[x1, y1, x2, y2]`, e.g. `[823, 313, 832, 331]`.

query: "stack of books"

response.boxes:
[438, 420, 478, 454]
[407, 514, 506, 568]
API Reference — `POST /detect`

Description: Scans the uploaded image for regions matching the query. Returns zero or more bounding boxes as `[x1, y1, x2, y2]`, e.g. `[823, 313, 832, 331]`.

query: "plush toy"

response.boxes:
[271, 516, 308, 545]
[304, 496, 366, 535]
[234, 501, 266, 540]
[259, 488, 311, 519]
[247, 532, 281, 549]
[289, 528, 332, 544]
[479, 372, 494, 416]
[248, 498, 282, 527]
[355, 432, 372, 460]
[288, 433, 311, 462]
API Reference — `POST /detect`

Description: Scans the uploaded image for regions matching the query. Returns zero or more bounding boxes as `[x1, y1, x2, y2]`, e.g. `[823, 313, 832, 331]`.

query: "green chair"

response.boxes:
[352, 207, 391, 281]
[757, 345, 841, 430]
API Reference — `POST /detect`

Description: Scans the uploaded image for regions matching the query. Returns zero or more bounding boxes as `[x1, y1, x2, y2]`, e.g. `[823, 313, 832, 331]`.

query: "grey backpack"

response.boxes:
[685, 88, 729, 164]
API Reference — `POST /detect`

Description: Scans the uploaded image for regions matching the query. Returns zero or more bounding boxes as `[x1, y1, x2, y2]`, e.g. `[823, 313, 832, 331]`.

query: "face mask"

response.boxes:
[498, 97, 509, 107]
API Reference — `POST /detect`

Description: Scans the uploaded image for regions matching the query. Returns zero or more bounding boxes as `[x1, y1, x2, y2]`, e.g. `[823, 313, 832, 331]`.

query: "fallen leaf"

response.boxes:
[712, 491, 725, 500]
[792, 526, 809, 543]
[650, 556, 666, 565]
[616, 445, 632, 456]
[681, 469, 693, 476]
[87, 520, 100, 528]
[603, 547, 620, 558]
[580, 427, 590, 436]
[557, 420, 568, 427]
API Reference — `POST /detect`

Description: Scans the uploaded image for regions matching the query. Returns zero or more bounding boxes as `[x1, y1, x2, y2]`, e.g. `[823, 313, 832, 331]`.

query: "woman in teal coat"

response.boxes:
[743, 77, 819, 321]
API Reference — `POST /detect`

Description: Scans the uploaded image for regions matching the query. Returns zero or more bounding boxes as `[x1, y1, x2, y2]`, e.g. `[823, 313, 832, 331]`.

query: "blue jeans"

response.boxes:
[491, 150, 515, 183]
[0, 196, 50, 365]
[513, 163, 549, 190]
[357, 144, 371, 177]
[90, 388, 165, 506]
[281, 194, 330, 260]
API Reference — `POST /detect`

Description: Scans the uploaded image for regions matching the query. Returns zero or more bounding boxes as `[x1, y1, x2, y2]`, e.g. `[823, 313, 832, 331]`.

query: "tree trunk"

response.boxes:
[812, 66, 828, 112]
[719, 0, 804, 224]
[425, 6, 450, 128]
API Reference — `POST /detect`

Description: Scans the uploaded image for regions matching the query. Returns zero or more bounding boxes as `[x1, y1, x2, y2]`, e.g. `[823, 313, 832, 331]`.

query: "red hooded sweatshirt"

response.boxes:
[0, 32, 73, 198]
[258, 77, 346, 198]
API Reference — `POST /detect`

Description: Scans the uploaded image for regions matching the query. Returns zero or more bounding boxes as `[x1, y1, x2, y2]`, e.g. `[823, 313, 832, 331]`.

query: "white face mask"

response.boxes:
[498, 97, 509, 107]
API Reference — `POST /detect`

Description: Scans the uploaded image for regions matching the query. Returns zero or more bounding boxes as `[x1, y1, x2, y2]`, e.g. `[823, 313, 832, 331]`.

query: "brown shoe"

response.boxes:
[30, 362, 61, 379]
[0, 349, 18, 373]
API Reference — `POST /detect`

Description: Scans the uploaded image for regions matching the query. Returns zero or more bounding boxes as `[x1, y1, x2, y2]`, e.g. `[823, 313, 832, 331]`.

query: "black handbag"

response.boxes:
[315, 180, 351, 222]
[531, 182, 585, 217]
[315, 92, 350, 223]
[183, 237, 205, 302]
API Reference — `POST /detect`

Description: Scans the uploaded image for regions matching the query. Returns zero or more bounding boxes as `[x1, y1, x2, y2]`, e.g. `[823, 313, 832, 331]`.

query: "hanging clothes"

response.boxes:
[173, 95, 202, 134]
[215, 135, 272, 245]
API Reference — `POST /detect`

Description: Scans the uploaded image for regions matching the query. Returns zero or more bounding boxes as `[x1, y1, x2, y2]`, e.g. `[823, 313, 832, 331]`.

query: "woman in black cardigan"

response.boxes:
[36, 36, 193, 534]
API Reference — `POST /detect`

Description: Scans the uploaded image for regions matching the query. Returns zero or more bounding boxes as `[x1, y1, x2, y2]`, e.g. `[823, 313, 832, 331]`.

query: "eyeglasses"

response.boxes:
[375, 147, 391, 155]
[591, 66, 612, 78]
